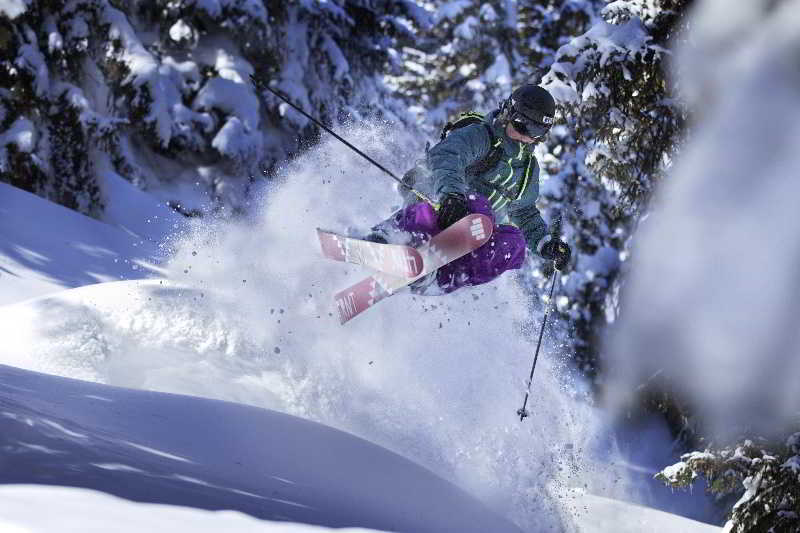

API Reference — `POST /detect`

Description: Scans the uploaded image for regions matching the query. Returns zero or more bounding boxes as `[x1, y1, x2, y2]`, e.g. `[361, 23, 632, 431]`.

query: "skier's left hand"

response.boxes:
[437, 193, 470, 230]
[540, 239, 571, 271]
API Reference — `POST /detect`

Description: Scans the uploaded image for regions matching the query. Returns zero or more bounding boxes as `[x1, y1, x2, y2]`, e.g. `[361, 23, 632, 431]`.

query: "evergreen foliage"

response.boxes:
[386, 0, 514, 126]
[0, 0, 424, 216]
[657, 433, 800, 532]
[531, 0, 690, 378]
[388, 0, 604, 129]
[519, 0, 604, 72]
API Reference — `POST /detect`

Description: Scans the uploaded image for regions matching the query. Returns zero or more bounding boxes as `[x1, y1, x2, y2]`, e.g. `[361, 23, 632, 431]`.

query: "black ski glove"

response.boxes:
[540, 239, 572, 271]
[437, 193, 470, 230]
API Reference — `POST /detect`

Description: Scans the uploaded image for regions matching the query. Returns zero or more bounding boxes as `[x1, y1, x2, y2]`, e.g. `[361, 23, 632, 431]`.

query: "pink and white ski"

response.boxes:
[333, 214, 493, 324]
[317, 229, 424, 278]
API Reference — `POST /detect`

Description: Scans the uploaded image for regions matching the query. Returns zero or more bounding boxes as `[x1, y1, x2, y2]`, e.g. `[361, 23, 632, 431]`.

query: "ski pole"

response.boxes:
[517, 269, 557, 421]
[249, 75, 436, 206]
[517, 214, 561, 421]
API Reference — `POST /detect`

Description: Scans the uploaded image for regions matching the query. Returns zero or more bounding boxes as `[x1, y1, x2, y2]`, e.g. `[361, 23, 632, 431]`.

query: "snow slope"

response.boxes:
[0, 363, 519, 532]
[577, 493, 718, 533]
[0, 364, 720, 533]
[0, 179, 181, 305]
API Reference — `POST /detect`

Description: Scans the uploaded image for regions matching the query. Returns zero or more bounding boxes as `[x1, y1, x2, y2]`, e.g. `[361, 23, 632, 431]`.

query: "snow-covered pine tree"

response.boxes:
[388, 1, 607, 131]
[657, 433, 800, 532]
[518, 0, 605, 73]
[534, 0, 690, 379]
[255, 0, 430, 163]
[387, 0, 525, 129]
[0, 3, 105, 215]
[0, 0, 427, 217]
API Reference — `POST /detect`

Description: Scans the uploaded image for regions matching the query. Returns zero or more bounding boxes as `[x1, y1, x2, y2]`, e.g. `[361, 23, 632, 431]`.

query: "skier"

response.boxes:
[369, 84, 572, 294]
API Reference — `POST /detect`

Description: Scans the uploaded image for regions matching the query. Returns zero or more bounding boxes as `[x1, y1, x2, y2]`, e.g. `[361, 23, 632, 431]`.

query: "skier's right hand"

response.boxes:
[437, 193, 470, 229]
[540, 239, 571, 271]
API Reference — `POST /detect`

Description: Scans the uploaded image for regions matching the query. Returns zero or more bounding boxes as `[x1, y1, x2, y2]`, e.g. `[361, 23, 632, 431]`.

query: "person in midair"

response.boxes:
[370, 84, 572, 294]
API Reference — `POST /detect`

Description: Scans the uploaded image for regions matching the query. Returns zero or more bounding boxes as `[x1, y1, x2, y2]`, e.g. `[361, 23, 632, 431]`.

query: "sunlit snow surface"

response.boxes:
[0, 180, 179, 304]
[0, 125, 636, 531]
[1, 485, 380, 533]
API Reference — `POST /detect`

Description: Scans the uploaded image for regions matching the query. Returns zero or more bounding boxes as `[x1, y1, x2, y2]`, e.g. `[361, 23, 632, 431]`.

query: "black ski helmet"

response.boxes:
[506, 85, 556, 138]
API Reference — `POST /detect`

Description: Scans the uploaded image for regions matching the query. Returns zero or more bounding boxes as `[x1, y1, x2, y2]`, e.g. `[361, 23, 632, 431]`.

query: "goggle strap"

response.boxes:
[513, 109, 553, 128]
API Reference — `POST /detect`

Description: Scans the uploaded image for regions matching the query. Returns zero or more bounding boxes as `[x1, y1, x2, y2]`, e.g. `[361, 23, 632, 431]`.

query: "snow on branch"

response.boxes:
[657, 435, 800, 533]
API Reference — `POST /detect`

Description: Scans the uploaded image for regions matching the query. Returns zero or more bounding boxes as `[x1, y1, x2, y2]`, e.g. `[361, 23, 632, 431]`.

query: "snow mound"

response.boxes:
[0, 364, 519, 532]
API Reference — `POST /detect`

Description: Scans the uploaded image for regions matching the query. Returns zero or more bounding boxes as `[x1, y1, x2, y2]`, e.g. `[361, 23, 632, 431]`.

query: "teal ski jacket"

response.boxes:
[427, 110, 549, 255]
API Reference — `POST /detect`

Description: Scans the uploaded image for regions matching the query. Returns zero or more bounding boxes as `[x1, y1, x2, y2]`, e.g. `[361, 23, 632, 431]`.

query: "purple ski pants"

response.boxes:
[390, 194, 526, 293]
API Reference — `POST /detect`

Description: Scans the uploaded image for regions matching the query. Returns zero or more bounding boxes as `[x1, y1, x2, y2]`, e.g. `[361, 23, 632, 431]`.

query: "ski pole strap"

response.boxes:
[250, 75, 436, 206]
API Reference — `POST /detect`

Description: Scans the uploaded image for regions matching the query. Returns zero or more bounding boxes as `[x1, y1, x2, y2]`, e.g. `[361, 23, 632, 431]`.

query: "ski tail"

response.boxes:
[317, 229, 423, 278]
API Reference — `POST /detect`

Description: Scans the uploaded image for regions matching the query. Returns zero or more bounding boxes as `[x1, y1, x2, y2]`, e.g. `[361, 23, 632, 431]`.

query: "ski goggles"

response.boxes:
[510, 111, 553, 140]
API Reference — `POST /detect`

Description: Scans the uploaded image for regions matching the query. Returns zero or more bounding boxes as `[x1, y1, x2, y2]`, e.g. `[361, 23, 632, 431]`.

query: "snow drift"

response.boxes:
[0, 363, 520, 532]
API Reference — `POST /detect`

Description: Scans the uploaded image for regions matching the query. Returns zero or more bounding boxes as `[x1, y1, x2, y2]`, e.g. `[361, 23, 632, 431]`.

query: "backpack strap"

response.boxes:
[440, 112, 486, 141]
[466, 127, 504, 176]
[440, 112, 505, 177]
